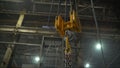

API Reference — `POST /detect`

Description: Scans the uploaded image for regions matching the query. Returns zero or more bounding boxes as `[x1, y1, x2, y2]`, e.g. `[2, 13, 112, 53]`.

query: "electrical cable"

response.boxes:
[90, 0, 106, 67]
[47, 0, 54, 26]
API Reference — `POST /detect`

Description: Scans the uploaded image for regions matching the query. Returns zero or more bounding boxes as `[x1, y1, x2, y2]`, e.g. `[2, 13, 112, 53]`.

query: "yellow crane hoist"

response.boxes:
[55, 11, 81, 54]
[55, 0, 81, 55]
[55, 10, 81, 37]
[55, 0, 82, 68]
[65, 36, 72, 55]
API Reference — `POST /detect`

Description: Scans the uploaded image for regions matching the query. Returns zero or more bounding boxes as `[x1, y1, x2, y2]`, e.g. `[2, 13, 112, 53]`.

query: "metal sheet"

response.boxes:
[41, 36, 64, 68]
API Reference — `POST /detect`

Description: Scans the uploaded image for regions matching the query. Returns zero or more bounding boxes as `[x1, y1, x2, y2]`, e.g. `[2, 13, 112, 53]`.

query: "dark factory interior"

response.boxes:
[0, 0, 120, 68]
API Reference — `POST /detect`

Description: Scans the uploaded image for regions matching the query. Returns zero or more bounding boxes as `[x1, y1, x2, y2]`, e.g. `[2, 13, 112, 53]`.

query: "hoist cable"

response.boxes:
[57, 0, 61, 15]
[47, 0, 54, 26]
[64, 0, 71, 67]
[75, 0, 79, 17]
[45, 0, 54, 59]
[65, 0, 67, 21]
[90, 0, 99, 39]
[90, 0, 106, 67]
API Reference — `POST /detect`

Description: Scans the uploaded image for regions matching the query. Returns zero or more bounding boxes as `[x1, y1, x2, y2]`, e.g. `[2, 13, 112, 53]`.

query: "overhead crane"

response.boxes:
[55, 0, 82, 67]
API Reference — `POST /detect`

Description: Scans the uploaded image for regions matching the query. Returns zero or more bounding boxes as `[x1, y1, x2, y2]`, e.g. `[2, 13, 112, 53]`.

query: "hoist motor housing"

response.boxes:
[55, 10, 81, 37]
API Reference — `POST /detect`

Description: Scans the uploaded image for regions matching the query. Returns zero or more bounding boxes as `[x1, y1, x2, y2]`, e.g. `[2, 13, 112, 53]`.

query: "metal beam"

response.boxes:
[0, 41, 41, 46]
[0, 0, 22, 2]
[16, 11, 25, 27]
[0, 26, 57, 35]
[0, 26, 119, 37]
[1, 12, 25, 68]
[0, 25, 116, 32]
[0, 26, 120, 39]
[34, 2, 104, 9]
[0, 45, 14, 68]
[0, 0, 104, 9]
[0, 17, 119, 25]
[0, 10, 93, 18]
[0, 10, 118, 23]
[0, 41, 82, 50]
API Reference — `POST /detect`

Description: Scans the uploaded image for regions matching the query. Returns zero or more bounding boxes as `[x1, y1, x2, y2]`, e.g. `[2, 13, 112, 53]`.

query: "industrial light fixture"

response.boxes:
[96, 43, 101, 50]
[85, 63, 90, 68]
[34, 56, 40, 62]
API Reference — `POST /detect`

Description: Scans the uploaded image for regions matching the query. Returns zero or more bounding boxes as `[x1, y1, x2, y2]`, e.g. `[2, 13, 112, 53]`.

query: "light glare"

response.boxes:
[35, 56, 40, 62]
[96, 43, 101, 50]
[85, 63, 90, 68]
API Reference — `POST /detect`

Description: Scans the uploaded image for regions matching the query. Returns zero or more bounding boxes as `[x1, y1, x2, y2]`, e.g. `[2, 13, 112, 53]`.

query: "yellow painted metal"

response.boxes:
[55, 10, 82, 56]
[16, 11, 25, 27]
[68, 10, 81, 32]
[0, 46, 13, 68]
[55, 15, 65, 37]
[55, 2, 82, 67]
[65, 36, 72, 55]
[1, 11, 25, 68]
[55, 10, 81, 38]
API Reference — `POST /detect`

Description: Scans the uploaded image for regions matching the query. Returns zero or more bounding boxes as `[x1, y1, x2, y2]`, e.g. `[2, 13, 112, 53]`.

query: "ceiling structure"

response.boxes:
[0, 0, 120, 68]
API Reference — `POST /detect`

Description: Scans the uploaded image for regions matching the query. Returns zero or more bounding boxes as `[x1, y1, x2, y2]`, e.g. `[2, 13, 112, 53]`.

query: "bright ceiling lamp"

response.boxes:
[96, 43, 101, 50]
[85, 63, 90, 68]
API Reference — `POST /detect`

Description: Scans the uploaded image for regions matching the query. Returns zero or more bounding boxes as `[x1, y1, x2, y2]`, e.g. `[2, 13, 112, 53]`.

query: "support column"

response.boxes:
[0, 11, 25, 68]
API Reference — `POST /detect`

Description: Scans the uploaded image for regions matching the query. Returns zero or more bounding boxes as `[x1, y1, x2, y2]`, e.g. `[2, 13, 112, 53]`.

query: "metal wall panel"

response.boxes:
[40, 36, 64, 68]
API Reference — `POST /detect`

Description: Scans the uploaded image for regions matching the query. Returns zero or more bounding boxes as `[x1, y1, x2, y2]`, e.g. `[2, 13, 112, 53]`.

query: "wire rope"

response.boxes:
[57, 0, 61, 15]
[47, 0, 54, 26]
[90, 0, 106, 67]
[65, 0, 67, 21]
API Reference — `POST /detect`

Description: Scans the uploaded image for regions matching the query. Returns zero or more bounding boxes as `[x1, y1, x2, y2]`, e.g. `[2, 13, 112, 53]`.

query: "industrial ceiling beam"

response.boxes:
[0, 0, 22, 2]
[0, 10, 118, 23]
[0, 26, 119, 39]
[0, 11, 94, 18]
[35, 2, 104, 9]
[0, 16, 118, 25]
[0, 0, 104, 9]
[0, 12, 25, 68]
[0, 26, 57, 35]
[0, 41, 41, 46]
[16, 11, 25, 27]
[0, 26, 116, 34]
